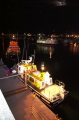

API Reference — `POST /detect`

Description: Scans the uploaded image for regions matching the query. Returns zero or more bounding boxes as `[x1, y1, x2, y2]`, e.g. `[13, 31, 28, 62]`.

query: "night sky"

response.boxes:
[0, 0, 79, 34]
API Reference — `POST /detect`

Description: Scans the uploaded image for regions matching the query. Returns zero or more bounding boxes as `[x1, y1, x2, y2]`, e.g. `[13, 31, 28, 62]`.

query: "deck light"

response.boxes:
[41, 62, 45, 71]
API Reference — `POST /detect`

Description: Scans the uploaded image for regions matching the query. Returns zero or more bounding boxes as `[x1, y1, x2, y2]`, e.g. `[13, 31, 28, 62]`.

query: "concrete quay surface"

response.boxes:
[0, 61, 57, 120]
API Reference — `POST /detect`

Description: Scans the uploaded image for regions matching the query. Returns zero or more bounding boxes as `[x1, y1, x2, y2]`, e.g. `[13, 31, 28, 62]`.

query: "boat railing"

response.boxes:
[55, 80, 65, 88]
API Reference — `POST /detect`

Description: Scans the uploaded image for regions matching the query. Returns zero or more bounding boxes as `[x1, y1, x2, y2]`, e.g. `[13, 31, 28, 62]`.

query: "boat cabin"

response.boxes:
[18, 60, 53, 89]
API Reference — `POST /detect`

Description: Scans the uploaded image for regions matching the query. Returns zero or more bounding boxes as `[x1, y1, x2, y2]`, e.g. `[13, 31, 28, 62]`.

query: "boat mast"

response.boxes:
[26, 50, 27, 60]
[22, 48, 24, 60]
[34, 49, 35, 59]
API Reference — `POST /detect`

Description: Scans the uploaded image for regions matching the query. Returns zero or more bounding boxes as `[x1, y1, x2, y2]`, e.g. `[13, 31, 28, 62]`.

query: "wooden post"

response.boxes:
[25, 71, 27, 86]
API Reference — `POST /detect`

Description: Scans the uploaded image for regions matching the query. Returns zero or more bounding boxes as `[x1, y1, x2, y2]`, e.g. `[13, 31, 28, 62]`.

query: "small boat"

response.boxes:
[17, 55, 69, 107]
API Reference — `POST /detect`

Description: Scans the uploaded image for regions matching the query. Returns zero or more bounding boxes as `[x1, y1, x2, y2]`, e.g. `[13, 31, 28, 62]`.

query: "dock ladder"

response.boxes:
[31, 106, 45, 120]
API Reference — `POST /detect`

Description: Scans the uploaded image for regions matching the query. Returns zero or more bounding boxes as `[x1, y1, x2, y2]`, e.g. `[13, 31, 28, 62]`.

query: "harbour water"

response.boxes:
[0, 37, 79, 120]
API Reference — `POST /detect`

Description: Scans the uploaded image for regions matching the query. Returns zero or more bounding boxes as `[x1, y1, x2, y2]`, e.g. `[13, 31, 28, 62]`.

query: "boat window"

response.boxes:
[41, 74, 43, 77]
[30, 77, 34, 83]
[19, 67, 20, 71]
[42, 82, 44, 87]
[50, 78, 52, 84]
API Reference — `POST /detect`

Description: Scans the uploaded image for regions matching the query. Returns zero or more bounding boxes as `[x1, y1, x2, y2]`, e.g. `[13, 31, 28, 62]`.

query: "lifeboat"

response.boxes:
[6, 40, 20, 55]
[6, 40, 20, 60]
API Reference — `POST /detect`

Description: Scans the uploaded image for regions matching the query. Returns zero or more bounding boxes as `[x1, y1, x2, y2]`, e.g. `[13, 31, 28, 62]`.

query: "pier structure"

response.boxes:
[0, 59, 62, 120]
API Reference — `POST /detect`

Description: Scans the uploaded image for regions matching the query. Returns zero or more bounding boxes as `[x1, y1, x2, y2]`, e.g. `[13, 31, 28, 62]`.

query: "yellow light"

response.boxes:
[41, 66, 44, 71]
[41, 62, 45, 71]
[74, 43, 76, 47]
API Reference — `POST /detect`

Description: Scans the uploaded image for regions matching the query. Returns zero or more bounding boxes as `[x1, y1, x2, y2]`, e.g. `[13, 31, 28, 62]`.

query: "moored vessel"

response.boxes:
[37, 38, 58, 45]
[17, 56, 69, 106]
[6, 40, 20, 60]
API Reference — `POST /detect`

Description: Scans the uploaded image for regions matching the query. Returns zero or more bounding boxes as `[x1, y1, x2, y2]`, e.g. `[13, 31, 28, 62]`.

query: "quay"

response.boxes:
[0, 59, 61, 120]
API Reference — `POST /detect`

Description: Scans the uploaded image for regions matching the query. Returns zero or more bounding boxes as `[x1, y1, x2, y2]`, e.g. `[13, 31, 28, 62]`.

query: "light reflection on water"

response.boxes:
[29, 42, 79, 120]
[36, 44, 55, 58]
[70, 42, 79, 54]
[0, 38, 79, 120]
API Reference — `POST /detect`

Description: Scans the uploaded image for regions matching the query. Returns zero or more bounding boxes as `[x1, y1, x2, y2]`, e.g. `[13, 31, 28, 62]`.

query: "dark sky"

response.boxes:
[0, 0, 79, 34]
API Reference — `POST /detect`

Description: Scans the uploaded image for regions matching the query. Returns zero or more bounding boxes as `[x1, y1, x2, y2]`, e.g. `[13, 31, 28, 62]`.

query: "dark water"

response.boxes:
[0, 37, 79, 120]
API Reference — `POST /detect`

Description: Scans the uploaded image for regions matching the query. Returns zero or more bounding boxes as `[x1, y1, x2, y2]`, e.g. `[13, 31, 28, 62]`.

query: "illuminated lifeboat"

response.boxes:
[17, 56, 69, 106]
[6, 41, 20, 55]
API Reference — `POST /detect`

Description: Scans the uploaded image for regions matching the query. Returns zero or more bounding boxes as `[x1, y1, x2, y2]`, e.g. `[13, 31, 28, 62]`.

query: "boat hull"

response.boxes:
[6, 53, 20, 61]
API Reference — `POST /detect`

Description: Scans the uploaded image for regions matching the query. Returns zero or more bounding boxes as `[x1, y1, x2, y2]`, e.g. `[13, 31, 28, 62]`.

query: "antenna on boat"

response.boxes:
[34, 49, 35, 59]
[26, 50, 27, 60]
[22, 38, 26, 60]
[17, 50, 19, 63]
[22, 48, 24, 60]
[17, 55, 19, 63]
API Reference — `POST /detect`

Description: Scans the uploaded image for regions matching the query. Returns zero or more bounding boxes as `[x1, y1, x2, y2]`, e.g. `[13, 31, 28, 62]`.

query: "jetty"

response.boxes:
[0, 58, 62, 120]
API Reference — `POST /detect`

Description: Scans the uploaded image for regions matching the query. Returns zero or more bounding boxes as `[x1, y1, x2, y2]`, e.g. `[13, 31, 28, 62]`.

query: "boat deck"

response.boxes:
[41, 84, 60, 101]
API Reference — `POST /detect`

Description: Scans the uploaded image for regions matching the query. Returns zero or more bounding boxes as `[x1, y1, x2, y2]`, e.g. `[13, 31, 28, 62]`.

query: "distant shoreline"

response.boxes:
[31, 43, 58, 46]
